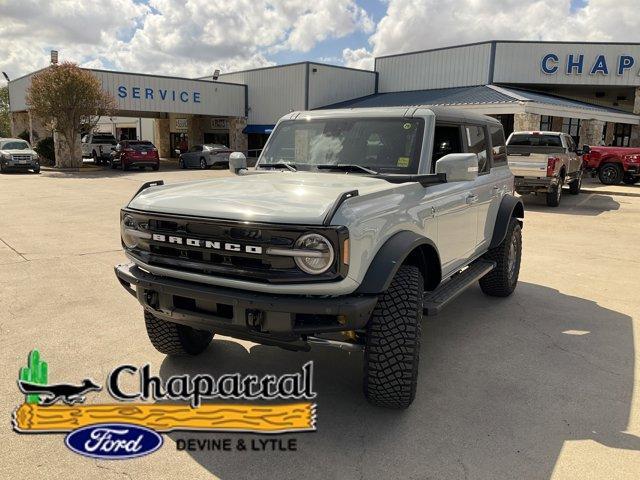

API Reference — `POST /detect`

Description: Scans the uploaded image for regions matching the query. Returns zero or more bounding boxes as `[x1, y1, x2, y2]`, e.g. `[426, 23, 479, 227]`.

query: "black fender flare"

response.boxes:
[489, 195, 524, 249]
[355, 231, 441, 295]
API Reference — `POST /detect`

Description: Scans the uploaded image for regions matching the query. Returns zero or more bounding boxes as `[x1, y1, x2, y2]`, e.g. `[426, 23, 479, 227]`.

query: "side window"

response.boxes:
[465, 125, 489, 174]
[431, 124, 463, 171]
[489, 124, 507, 167]
[190, 145, 202, 153]
[566, 135, 576, 152]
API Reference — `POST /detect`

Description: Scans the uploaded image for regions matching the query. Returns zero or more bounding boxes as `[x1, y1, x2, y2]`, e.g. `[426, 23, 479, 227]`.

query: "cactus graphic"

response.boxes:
[19, 350, 48, 404]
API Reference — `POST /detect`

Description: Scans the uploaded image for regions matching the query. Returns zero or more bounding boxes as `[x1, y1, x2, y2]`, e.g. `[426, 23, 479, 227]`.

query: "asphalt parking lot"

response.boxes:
[1, 165, 639, 479]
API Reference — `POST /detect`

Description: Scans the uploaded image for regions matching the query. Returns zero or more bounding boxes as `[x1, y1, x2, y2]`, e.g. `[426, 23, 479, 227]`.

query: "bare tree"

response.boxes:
[26, 62, 115, 168]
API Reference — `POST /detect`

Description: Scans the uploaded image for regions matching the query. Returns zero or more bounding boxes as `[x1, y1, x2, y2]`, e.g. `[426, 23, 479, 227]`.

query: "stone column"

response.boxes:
[631, 87, 640, 147]
[28, 111, 49, 144]
[578, 119, 605, 147]
[187, 115, 204, 149]
[551, 116, 563, 132]
[514, 113, 541, 132]
[10, 111, 29, 138]
[153, 118, 171, 158]
[228, 117, 248, 153]
[604, 122, 615, 146]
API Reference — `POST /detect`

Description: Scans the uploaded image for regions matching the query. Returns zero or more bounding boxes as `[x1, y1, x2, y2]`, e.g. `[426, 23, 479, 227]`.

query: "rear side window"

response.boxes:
[489, 124, 507, 167]
[465, 125, 489, 174]
[431, 125, 463, 171]
[508, 134, 562, 147]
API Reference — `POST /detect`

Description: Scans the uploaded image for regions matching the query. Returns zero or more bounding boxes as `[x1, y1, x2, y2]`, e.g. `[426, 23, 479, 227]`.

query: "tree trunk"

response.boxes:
[54, 129, 82, 168]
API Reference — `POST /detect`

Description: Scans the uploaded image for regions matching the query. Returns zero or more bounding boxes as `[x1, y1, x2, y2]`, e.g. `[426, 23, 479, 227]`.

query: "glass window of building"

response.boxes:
[562, 118, 581, 145]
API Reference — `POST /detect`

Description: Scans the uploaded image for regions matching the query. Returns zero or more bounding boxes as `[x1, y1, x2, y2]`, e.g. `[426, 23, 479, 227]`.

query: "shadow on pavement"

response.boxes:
[158, 281, 638, 479]
[521, 192, 620, 216]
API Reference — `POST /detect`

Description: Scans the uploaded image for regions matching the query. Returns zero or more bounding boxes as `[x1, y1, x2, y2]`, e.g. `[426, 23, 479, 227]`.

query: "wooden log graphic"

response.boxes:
[13, 402, 316, 433]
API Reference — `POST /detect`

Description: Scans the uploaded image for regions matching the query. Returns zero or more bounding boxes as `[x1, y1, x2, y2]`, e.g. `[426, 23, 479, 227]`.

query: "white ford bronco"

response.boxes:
[115, 107, 524, 408]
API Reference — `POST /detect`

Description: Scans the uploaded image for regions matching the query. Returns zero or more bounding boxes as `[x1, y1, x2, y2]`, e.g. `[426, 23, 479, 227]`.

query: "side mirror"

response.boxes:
[580, 145, 591, 155]
[435, 153, 479, 182]
[229, 152, 247, 175]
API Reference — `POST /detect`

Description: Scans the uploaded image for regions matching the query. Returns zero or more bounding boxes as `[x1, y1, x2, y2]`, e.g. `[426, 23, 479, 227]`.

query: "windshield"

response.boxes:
[260, 118, 424, 174]
[204, 144, 228, 150]
[508, 134, 562, 147]
[1, 141, 30, 150]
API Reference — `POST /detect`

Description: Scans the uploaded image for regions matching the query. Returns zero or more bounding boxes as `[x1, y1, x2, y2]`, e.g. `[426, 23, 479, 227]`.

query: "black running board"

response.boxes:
[423, 259, 495, 315]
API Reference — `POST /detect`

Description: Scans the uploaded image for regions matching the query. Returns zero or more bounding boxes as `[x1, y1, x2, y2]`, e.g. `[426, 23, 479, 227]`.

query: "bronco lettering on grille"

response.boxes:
[151, 233, 263, 255]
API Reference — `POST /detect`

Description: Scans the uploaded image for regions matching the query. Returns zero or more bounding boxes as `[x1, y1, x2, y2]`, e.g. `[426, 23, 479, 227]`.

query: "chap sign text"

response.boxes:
[541, 53, 638, 76]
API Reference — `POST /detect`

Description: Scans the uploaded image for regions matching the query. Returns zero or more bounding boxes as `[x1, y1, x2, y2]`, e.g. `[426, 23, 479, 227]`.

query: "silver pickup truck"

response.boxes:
[506, 131, 587, 207]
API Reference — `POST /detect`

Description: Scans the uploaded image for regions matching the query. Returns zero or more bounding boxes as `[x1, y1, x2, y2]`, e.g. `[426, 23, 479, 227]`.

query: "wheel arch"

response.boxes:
[355, 231, 442, 294]
[489, 195, 524, 249]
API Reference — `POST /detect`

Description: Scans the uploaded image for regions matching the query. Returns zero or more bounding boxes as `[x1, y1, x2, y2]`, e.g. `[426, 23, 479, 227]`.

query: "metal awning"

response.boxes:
[321, 85, 640, 125]
[243, 125, 275, 134]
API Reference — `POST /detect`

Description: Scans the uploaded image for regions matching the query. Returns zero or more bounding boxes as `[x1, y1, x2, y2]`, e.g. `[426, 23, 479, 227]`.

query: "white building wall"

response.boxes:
[9, 68, 246, 117]
[307, 63, 376, 109]
[219, 64, 307, 124]
[375, 42, 492, 92]
[494, 42, 640, 87]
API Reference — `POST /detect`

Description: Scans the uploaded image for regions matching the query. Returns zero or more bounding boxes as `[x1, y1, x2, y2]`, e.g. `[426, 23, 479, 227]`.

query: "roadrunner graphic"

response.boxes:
[18, 379, 101, 406]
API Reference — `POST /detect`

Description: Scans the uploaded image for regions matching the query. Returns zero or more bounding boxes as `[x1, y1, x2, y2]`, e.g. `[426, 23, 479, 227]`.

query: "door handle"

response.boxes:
[465, 194, 478, 205]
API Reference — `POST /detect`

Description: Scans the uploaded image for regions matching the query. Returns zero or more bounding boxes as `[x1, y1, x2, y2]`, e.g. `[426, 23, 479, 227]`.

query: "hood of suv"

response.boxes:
[1, 148, 37, 156]
[128, 171, 397, 224]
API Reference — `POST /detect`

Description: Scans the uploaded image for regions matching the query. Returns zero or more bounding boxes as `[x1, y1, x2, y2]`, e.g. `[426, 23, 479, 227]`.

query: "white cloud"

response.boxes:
[343, 0, 640, 67]
[342, 47, 374, 70]
[0, 0, 374, 79]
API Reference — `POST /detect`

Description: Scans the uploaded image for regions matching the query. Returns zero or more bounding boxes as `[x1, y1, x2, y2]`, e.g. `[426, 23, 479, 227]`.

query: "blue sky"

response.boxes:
[1, 0, 638, 80]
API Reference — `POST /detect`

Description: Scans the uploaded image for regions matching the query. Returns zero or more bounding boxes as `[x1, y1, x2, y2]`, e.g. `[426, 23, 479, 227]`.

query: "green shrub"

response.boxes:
[35, 137, 55, 165]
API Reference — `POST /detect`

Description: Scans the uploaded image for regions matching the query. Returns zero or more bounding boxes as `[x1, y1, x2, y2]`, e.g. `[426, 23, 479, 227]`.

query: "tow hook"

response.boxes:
[145, 290, 159, 309]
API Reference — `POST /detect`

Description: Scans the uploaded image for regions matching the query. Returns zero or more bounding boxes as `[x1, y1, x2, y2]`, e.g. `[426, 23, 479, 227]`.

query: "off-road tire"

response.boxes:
[144, 311, 213, 355]
[598, 163, 623, 185]
[569, 174, 582, 195]
[546, 182, 562, 207]
[622, 175, 638, 185]
[33, 167, 40, 174]
[363, 265, 423, 409]
[479, 217, 522, 297]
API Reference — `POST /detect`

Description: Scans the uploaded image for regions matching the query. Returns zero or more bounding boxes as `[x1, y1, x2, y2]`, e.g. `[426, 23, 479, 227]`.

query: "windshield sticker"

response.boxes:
[397, 156, 410, 167]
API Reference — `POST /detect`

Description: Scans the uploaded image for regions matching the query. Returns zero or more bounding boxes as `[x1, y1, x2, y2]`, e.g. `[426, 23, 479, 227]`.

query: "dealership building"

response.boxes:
[8, 40, 640, 157]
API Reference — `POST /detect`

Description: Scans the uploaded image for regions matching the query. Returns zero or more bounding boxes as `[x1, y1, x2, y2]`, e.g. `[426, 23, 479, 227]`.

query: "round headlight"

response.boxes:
[121, 214, 138, 249]
[294, 233, 334, 275]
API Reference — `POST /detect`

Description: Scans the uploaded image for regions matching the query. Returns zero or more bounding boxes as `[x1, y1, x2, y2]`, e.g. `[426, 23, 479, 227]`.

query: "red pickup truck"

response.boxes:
[582, 146, 640, 185]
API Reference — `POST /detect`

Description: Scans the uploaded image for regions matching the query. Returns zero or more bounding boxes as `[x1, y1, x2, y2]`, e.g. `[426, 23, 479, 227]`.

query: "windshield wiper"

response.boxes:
[316, 164, 378, 175]
[259, 162, 297, 171]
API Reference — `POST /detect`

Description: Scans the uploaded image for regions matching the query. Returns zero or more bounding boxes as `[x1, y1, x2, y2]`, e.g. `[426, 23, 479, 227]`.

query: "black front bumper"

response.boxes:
[115, 263, 377, 350]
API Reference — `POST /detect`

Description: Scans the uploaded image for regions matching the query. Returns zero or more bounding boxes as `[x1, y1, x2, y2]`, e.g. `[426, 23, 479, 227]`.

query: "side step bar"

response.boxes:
[423, 259, 496, 315]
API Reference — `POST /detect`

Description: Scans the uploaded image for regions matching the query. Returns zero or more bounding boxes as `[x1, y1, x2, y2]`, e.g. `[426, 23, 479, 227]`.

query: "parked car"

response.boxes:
[178, 144, 232, 169]
[581, 146, 640, 185]
[81, 133, 117, 164]
[0, 138, 40, 174]
[110, 140, 160, 171]
[115, 107, 523, 409]
[506, 131, 586, 207]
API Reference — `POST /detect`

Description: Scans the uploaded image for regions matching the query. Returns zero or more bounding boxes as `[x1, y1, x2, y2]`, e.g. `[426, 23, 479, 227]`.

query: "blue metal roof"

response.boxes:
[323, 85, 516, 109]
[322, 84, 636, 117]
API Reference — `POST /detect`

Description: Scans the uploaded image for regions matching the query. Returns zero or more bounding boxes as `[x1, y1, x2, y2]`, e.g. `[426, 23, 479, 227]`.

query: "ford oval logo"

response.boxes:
[65, 423, 163, 460]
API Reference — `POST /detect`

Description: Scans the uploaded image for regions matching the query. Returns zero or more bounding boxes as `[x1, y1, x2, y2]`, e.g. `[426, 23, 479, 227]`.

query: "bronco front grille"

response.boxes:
[122, 209, 348, 284]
